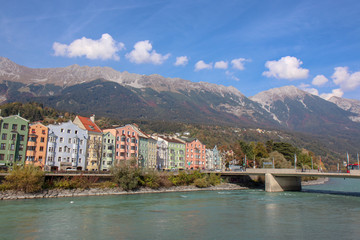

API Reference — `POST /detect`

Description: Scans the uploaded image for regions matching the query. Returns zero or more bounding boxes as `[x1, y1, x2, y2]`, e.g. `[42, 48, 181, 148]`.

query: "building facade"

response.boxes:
[184, 138, 206, 170]
[101, 131, 115, 171]
[156, 137, 168, 170]
[113, 124, 148, 165]
[157, 136, 185, 170]
[0, 115, 29, 169]
[73, 115, 103, 171]
[147, 137, 157, 169]
[25, 123, 48, 169]
[206, 146, 222, 170]
[45, 121, 88, 171]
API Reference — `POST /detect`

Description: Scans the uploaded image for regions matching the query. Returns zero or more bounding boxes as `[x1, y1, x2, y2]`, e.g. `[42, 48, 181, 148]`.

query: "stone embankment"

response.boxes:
[0, 183, 246, 200]
[302, 177, 329, 186]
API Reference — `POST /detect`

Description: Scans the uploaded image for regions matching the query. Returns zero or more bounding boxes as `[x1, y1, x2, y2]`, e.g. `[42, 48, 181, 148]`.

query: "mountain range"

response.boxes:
[0, 56, 360, 155]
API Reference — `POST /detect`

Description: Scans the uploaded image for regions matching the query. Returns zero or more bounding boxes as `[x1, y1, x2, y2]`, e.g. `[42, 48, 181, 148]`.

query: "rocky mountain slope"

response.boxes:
[249, 86, 358, 134]
[0, 57, 359, 139]
[328, 96, 360, 123]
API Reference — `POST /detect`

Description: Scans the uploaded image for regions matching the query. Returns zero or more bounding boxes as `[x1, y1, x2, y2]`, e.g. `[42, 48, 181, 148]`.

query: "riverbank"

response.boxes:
[302, 177, 329, 186]
[0, 183, 247, 200]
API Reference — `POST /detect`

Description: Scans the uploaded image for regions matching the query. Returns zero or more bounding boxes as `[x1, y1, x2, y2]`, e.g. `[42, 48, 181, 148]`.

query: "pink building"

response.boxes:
[105, 124, 147, 165]
[184, 138, 206, 170]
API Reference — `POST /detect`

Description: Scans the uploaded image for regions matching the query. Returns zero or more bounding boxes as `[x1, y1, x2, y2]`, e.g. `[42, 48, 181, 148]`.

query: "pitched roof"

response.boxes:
[160, 136, 185, 144]
[76, 116, 102, 133]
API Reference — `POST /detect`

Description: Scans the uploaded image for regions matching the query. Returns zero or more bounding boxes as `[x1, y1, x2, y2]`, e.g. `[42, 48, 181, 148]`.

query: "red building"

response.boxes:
[184, 138, 206, 169]
[104, 124, 148, 165]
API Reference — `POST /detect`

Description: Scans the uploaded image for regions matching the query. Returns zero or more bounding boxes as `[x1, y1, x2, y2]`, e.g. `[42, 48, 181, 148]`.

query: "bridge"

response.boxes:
[216, 169, 360, 192]
[2, 169, 360, 193]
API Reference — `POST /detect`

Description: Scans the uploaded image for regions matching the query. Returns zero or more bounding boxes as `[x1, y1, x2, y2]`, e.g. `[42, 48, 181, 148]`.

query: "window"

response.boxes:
[0, 154, 4, 160]
[80, 140, 83, 145]
[47, 156, 53, 162]
[60, 137, 63, 143]
[0, 143, 5, 150]
[39, 146, 44, 152]
[19, 135, 25, 141]
[67, 129, 71, 133]
[61, 128, 64, 133]
[72, 158, 75, 163]
[19, 144, 23, 151]
[80, 149, 83, 154]
[79, 158, 82, 163]
[11, 134, 16, 140]
[40, 137, 44, 142]
[12, 124, 17, 130]
[3, 123, 8, 129]
[9, 154, 14, 161]
[122, 130, 125, 134]
[68, 138, 71, 144]
[21, 125, 26, 131]
[75, 130, 78, 134]
[10, 144, 15, 150]
[58, 157, 61, 162]
[42, 130, 45, 134]
[1, 133, 6, 140]
[121, 136, 125, 141]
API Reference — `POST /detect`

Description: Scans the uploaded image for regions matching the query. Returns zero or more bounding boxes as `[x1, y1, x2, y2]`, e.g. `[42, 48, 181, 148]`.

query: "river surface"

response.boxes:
[1, 178, 360, 240]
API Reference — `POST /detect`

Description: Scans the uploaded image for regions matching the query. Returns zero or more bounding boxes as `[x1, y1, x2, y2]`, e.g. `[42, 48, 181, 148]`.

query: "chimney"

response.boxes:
[90, 114, 95, 123]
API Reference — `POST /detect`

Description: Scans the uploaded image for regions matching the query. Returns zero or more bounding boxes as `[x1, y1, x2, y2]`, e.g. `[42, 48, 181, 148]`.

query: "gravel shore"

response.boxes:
[0, 183, 247, 200]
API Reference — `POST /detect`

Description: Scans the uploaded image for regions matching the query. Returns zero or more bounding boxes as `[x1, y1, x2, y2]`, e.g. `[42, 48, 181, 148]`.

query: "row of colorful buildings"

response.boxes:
[0, 114, 223, 171]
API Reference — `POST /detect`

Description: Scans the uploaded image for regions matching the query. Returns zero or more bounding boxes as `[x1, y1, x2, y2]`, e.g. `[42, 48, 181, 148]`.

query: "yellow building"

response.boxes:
[73, 115, 103, 171]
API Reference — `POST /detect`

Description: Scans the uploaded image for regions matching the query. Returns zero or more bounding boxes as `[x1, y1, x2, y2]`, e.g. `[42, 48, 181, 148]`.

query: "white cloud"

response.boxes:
[320, 88, 344, 100]
[126, 40, 170, 65]
[214, 61, 228, 69]
[312, 75, 328, 86]
[195, 60, 212, 71]
[231, 58, 248, 70]
[174, 56, 188, 66]
[298, 83, 319, 96]
[53, 33, 124, 60]
[263, 56, 309, 80]
[331, 66, 360, 91]
[225, 71, 240, 81]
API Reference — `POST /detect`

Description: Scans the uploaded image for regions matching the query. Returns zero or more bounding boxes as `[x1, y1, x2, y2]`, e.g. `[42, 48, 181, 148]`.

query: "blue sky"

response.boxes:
[1, 0, 360, 100]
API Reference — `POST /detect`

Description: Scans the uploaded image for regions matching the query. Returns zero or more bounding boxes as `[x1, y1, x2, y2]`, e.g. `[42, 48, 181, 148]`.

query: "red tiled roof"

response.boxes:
[76, 116, 102, 133]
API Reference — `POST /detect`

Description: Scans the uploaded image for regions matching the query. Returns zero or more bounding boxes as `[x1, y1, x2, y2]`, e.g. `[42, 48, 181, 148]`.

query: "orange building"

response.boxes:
[25, 123, 48, 169]
[184, 138, 206, 170]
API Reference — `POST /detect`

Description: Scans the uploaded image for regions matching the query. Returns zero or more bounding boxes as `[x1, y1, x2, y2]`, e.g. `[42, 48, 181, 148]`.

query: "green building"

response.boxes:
[138, 136, 148, 168]
[0, 115, 29, 169]
[158, 136, 185, 170]
[101, 131, 115, 171]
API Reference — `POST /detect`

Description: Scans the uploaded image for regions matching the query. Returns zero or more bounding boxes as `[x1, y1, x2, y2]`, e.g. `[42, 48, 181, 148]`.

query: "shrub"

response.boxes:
[207, 173, 222, 186]
[112, 161, 141, 191]
[53, 177, 76, 189]
[1, 165, 45, 193]
[140, 171, 160, 189]
[99, 181, 117, 189]
[194, 177, 210, 188]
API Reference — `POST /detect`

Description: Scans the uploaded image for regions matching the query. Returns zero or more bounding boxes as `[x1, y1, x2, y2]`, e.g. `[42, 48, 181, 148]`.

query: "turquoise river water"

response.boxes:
[1, 178, 360, 240]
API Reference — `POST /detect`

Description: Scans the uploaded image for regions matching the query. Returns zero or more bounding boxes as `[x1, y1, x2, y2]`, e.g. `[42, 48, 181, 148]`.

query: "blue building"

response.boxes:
[45, 121, 88, 171]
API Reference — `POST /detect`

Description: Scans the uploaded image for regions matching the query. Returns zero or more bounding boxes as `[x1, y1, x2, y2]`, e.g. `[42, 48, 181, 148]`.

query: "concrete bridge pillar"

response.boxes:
[265, 173, 302, 192]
